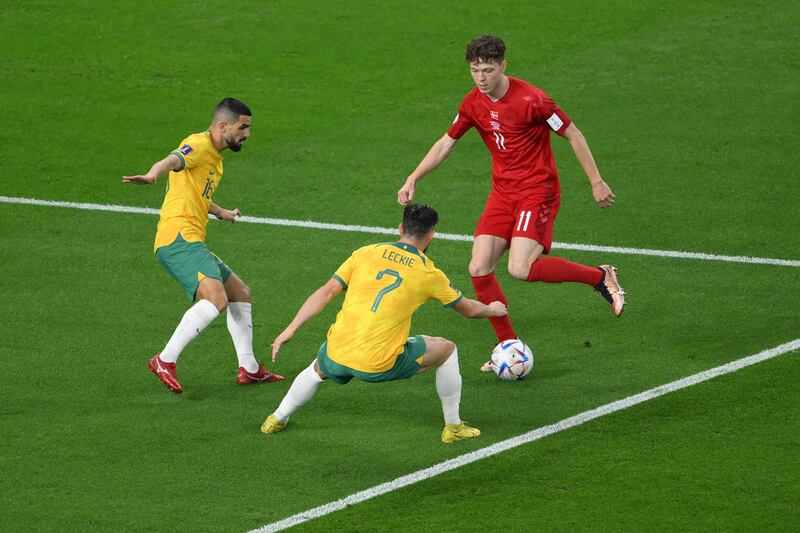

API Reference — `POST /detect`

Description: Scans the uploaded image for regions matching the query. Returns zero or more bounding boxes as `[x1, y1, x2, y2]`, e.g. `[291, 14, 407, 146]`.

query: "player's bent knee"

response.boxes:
[199, 291, 228, 312]
[418, 336, 455, 368]
[441, 338, 456, 356]
[237, 284, 251, 302]
[313, 360, 328, 380]
[430, 337, 456, 362]
[468, 260, 493, 277]
[507, 260, 531, 281]
[225, 276, 251, 303]
[210, 297, 229, 313]
[198, 279, 229, 311]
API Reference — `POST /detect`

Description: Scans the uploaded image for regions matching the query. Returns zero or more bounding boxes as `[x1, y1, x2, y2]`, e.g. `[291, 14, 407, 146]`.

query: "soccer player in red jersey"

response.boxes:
[397, 35, 625, 371]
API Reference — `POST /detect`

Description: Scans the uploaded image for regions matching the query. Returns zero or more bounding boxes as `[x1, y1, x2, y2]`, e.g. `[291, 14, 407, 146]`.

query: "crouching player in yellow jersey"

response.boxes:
[261, 204, 507, 443]
[123, 98, 282, 393]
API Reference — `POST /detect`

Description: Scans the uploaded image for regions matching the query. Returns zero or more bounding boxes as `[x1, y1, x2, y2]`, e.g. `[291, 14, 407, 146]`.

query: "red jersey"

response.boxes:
[447, 77, 572, 198]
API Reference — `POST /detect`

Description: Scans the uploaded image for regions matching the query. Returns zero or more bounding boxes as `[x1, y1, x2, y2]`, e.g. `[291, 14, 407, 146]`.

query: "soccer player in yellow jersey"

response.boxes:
[261, 204, 508, 443]
[123, 98, 282, 393]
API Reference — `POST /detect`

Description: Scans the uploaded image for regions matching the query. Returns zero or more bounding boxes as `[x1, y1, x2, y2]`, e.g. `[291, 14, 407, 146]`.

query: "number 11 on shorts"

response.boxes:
[516, 210, 532, 232]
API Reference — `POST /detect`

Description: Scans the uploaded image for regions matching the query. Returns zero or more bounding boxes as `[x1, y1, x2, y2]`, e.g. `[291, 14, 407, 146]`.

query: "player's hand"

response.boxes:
[122, 174, 156, 185]
[592, 180, 616, 208]
[271, 329, 294, 362]
[487, 301, 508, 317]
[397, 179, 416, 205]
[214, 208, 241, 222]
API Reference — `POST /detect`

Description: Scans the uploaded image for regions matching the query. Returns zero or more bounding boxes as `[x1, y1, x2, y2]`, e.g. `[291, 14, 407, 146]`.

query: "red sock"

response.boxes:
[527, 256, 603, 286]
[471, 273, 516, 342]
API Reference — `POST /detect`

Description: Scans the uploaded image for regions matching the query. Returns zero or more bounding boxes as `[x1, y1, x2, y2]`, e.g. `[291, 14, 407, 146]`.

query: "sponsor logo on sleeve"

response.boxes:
[178, 144, 194, 155]
[546, 113, 563, 131]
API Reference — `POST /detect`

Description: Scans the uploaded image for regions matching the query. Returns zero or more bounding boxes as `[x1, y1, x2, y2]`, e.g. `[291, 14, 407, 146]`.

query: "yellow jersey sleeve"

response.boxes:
[332, 250, 358, 288]
[171, 139, 206, 170]
[428, 268, 463, 307]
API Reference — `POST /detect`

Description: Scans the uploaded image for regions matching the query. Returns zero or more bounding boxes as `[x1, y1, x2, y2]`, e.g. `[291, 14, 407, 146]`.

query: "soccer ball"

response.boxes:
[490, 339, 534, 381]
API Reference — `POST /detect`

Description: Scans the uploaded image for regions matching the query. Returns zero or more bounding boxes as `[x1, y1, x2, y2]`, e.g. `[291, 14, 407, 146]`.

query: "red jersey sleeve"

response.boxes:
[529, 91, 572, 137]
[446, 97, 475, 139]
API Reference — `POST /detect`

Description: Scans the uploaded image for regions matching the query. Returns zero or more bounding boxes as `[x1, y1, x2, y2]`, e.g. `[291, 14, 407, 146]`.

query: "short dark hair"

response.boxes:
[213, 97, 251, 123]
[465, 34, 506, 64]
[402, 204, 439, 237]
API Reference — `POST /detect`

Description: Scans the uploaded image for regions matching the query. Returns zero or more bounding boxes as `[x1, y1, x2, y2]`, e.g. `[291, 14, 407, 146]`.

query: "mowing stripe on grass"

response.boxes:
[251, 338, 800, 532]
[2, 195, 799, 267]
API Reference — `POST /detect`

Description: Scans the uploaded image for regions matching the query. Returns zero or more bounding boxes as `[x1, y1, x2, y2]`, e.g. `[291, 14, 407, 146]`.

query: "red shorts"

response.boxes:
[474, 191, 561, 253]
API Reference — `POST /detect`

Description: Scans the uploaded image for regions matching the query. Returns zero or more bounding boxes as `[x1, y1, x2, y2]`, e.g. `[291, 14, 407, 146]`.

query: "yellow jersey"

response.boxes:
[327, 242, 463, 372]
[154, 131, 223, 251]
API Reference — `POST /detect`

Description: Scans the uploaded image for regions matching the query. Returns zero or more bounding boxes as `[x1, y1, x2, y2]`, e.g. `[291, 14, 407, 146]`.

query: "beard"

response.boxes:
[226, 136, 243, 152]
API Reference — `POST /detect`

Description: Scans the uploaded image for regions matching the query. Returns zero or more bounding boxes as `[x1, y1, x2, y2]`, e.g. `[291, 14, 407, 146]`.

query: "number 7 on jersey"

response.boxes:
[371, 269, 403, 312]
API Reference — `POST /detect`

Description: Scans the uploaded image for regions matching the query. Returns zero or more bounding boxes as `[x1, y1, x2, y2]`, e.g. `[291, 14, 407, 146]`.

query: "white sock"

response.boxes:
[227, 301, 258, 372]
[435, 346, 462, 425]
[274, 361, 324, 422]
[160, 299, 220, 363]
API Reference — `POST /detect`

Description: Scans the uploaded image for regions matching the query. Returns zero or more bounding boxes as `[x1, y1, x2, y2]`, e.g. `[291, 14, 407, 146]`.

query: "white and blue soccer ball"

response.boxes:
[490, 339, 534, 381]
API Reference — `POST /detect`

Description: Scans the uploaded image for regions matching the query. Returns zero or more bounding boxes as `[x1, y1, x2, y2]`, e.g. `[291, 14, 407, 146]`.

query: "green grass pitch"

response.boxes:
[1, 1, 798, 531]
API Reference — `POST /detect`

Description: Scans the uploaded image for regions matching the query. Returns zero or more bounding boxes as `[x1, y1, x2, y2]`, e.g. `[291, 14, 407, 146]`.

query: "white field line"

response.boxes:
[2, 195, 799, 267]
[252, 338, 800, 533]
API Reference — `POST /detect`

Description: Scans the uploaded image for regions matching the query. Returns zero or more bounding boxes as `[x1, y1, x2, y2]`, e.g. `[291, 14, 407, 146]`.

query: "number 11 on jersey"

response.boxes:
[371, 269, 403, 312]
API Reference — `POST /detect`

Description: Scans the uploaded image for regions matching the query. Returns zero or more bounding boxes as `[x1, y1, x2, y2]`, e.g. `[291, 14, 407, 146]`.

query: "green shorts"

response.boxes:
[316, 335, 427, 385]
[155, 234, 233, 300]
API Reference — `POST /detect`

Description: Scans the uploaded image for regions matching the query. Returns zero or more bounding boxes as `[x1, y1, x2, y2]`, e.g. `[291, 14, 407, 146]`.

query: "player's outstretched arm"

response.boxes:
[452, 297, 507, 319]
[397, 133, 458, 205]
[562, 123, 616, 208]
[122, 153, 182, 185]
[209, 203, 241, 223]
[270, 278, 344, 362]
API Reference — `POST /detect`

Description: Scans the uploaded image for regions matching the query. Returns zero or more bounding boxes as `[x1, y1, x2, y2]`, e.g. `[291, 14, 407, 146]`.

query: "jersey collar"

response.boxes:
[389, 242, 427, 266]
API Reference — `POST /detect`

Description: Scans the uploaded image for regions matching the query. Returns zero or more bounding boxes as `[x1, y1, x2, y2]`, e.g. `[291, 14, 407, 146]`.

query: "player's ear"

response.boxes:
[398, 223, 404, 237]
[500, 59, 507, 72]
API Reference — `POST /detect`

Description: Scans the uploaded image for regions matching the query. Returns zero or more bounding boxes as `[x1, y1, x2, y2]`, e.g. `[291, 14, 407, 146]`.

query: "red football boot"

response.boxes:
[148, 354, 182, 393]
[238, 363, 284, 384]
